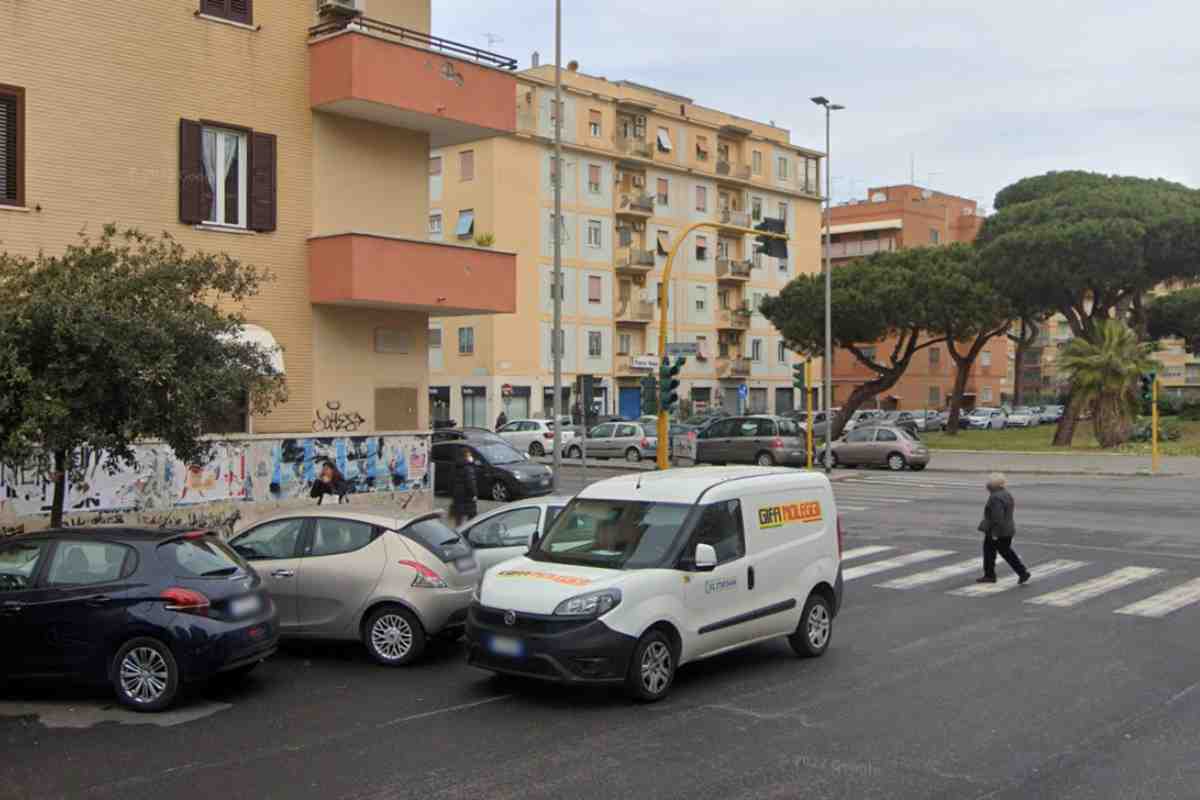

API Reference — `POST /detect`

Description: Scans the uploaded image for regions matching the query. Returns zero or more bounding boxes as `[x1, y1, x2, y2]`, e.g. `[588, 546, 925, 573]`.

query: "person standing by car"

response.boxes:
[495, 410, 508, 431]
[976, 473, 1030, 584]
[450, 447, 479, 526]
[310, 461, 350, 505]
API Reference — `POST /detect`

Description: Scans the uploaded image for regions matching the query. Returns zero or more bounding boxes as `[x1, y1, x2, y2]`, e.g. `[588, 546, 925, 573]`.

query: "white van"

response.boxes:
[465, 467, 843, 701]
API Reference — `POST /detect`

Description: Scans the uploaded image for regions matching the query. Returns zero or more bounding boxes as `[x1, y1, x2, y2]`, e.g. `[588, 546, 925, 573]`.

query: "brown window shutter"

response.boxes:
[201, 0, 229, 17]
[179, 119, 206, 224]
[229, 0, 252, 24]
[248, 131, 277, 232]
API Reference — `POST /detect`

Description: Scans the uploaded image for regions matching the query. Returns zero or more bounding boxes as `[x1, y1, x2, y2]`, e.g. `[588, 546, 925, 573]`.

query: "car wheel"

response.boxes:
[567, 445, 582, 460]
[755, 451, 775, 467]
[887, 452, 907, 472]
[529, 442, 545, 457]
[624, 448, 641, 463]
[491, 480, 512, 502]
[788, 593, 832, 658]
[111, 637, 180, 712]
[364, 605, 425, 666]
[626, 629, 675, 702]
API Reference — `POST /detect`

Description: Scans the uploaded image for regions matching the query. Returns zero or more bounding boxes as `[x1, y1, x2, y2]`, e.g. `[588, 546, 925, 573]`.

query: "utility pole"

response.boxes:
[550, 0, 563, 492]
[812, 96, 844, 475]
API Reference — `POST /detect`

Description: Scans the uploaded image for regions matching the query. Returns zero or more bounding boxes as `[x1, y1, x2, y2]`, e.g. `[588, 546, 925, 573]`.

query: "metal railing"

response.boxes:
[616, 299, 655, 322]
[616, 248, 655, 269]
[716, 258, 752, 280]
[617, 193, 655, 214]
[309, 15, 519, 70]
[720, 208, 752, 228]
[616, 136, 654, 158]
[718, 357, 752, 377]
[823, 238, 897, 258]
[717, 308, 751, 329]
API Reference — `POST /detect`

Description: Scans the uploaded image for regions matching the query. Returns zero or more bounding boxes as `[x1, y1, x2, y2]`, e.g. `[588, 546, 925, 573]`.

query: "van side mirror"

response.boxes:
[694, 543, 718, 572]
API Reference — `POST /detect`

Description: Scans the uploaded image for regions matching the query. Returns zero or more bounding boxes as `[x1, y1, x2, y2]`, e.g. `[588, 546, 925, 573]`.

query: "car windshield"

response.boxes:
[474, 443, 525, 465]
[898, 428, 920, 441]
[1013, 407, 1033, 414]
[160, 535, 249, 578]
[531, 498, 691, 570]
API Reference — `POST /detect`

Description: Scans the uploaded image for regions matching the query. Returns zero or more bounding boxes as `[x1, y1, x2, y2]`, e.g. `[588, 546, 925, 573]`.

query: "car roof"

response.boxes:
[15, 526, 205, 542]
[577, 466, 830, 505]
[471, 494, 574, 517]
[239, 508, 443, 532]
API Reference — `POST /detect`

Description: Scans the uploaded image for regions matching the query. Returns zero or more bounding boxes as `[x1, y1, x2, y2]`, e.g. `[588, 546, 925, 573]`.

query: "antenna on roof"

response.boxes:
[482, 32, 504, 49]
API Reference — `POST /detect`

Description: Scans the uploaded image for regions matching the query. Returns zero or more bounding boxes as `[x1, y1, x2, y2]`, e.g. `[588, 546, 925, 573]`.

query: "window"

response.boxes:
[846, 429, 874, 443]
[930, 348, 941, 367]
[456, 209, 475, 238]
[717, 142, 730, 164]
[428, 213, 442, 235]
[196, 126, 248, 227]
[429, 329, 442, 349]
[587, 219, 602, 248]
[695, 235, 708, 261]
[928, 386, 942, 406]
[876, 429, 898, 443]
[751, 197, 762, 221]
[232, 518, 305, 561]
[696, 185, 707, 212]
[0, 85, 24, 207]
[930, 229, 941, 244]
[717, 238, 731, 259]
[696, 335, 708, 358]
[656, 229, 670, 256]
[458, 326, 475, 355]
[779, 257, 789, 275]
[751, 339, 763, 362]
[588, 331, 603, 357]
[428, 156, 442, 176]
[983, 387, 994, 402]
[689, 500, 745, 565]
[468, 507, 541, 548]
[199, 0, 252, 25]
[588, 164, 601, 194]
[695, 286, 707, 311]
[719, 289, 730, 309]
[460, 149, 474, 181]
[657, 127, 673, 152]
[312, 519, 376, 557]
[161, 536, 248, 578]
[777, 201, 789, 229]
[805, 157, 819, 193]
[589, 109, 602, 138]
[0, 540, 44, 592]
[588, 274, 602, 303]
[537, 498, 692, 570]
[752, 150, 763, 175]
[618, 333, 632, 355]
[981, 351, 992, 367]
[696, 135, 709, 161]
[778, 341, 787, 363]
[656, 177, 669, 205]
[777, 156, 789, 178]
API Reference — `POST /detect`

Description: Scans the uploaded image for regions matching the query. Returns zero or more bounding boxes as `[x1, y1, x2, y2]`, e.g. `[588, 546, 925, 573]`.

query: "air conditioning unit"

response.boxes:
[631, 175, 645, 187]
[318, 0, 360, 16]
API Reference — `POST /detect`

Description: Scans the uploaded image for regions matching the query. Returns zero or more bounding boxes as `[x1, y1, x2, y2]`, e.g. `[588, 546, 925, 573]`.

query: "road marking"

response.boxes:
[1114, 577, 1200, 618]
[1026, 567, 1164, 608]
[858, 477, 980, 488]
[876, 558, 982, 589]
[833, 493, 916, 503]
[840, 545, 894, 561]
[948, 559, 1088, 596]
[843, 550, 955, 581]
[837, 505, 869, 512]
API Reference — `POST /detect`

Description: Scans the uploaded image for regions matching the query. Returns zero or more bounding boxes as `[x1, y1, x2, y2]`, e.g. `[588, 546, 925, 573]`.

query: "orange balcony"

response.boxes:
[718, 357, 753, 378]
[309, 18, 517, 146]
[309, 233, 516, 315]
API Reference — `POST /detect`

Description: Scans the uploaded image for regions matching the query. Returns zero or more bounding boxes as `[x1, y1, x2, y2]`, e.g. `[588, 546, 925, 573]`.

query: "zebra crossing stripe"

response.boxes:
[876, 558, 982, 590]
[838, 505, 870, 512]
[1114, 577, 1200, 618]
[843, 550, 955, 581]
[948, 559, 1088, 597]
[1026, 567, 1164, 608]
[840, 546, 894, 562]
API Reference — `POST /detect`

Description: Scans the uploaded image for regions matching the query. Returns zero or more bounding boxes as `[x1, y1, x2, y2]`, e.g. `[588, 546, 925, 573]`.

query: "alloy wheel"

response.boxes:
[492, 481, 511, 501]
[888, 454, 906, 471]
[529, 442, 545, 457]
[370, 614, 414, 662]
[807, 604, 831, 650]
[119, 647, 170, 705]
[640, 641, 673, 696]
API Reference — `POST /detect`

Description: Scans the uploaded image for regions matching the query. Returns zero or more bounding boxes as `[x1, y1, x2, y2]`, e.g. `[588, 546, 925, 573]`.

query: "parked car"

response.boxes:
[431, 427, 508, 445]
[785, 408, 840, 441]
[496, 419, 576, 457]
[0, 528, 279, 712]
[431, 418, 458, 430]
[431, 440, 554, 502]
[563, 421, 657, 463]
[1006, 407, 1040, 428]
[964, 408, 1008, 430]
[695, 415, 808, 466]
[1040, 405, 1065, 424]
[843, 409, 885, 432]
[230, 511, 475, 667]
[457, 495, 572, 574]
[825, 425, 930, 471]
[875, 411, 922, 437]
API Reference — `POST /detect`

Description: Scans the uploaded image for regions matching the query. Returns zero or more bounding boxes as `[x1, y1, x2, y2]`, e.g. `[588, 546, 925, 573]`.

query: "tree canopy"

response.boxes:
[0, 226, 287, 525]
[1147, 287, 1200, 353]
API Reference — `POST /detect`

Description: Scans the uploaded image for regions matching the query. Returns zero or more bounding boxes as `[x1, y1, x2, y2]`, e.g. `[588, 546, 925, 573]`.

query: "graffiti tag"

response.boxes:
[313, 401, 367, 433]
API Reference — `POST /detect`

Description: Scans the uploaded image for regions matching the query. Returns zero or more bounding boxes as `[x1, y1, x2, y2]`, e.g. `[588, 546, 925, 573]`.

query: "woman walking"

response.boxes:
[449, 447, 479, 527]
[976, 473, 1030, 584]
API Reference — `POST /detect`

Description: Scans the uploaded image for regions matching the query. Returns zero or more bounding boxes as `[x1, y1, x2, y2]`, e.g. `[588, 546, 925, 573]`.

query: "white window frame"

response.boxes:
[428, 212, 442, 234]
[429, 329, 442, 349]
[981, 351, 992, 367]
[202, 126, 248, 228]
[657, 127, 673, 152]
[983, 387, 994, 402]
[618, 333, 632, 355]
[587, 163, 602, 194]
[751, 338, 763, 362]
[695, 286, 707, 312]
[696, 185, 707, 212]
[588, 331, 603, 358]
[589, 110, 602, 137]
[777, 156, 789, 179]
[458, 327, 474, 355]
[587, 219, 603, 248]
[587, 274, 603, 304]
[777, 341, 786, 363]
[752, 150, 763, 175]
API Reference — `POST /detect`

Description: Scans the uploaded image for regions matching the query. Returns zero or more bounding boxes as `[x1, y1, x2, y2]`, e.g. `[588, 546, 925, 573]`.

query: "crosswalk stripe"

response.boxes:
[876, 558, 982, 590]
[1114, 577, 1200, 618]
[843, 550, 955, 581]
[833, 494, 916, 503]
[840, 545, 894, 562]
[838, 505, 869, 512]
[1026, 567, 1164, 608]
[948, 559, 1088, 596]
[858, 476, 979, 486]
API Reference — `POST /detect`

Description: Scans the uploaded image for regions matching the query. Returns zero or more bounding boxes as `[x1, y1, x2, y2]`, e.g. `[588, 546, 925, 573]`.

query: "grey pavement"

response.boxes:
[4, 471, 1200, 799]
[924, 449, 1200, 477]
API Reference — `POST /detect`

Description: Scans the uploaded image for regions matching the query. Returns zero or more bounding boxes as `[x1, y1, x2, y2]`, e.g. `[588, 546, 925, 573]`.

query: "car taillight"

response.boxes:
[398, 560, 449, 589]
[772, 437, 784, 449]
[183, 530, 208, 541]
[836, 515, 844, 560]
[162, 587, 211, 616]
[544, 431, 555, 439]
[640, 438, 650, 448]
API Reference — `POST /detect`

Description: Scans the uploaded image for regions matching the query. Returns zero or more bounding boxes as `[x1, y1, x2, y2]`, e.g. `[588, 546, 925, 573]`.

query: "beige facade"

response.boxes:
[1, 0, 516, 435]
[429, 68, 824, 425]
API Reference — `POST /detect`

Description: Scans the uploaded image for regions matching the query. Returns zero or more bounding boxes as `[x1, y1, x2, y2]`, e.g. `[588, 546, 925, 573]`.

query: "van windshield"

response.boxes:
[531, 498, 690, 570]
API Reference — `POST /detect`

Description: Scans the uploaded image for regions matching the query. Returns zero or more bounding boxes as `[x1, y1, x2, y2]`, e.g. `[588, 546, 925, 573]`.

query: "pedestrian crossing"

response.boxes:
[833, 475, 988, 513]
[843, 545, 1200, 619]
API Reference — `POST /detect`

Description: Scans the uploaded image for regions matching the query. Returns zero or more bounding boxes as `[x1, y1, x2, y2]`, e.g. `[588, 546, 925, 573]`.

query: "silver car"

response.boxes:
[229, 510, 478, 666]
[563, 421, 657, 463]
[457, 495, 572, 573]
[695, 415, 808, 466]
[496, 419, 575, 457]
[826, 425, 930, 471]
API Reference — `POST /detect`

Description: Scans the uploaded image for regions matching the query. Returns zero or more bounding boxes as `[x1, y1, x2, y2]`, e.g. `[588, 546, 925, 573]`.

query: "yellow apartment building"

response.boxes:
[427, 65, 824, 426]
[1, 0, 517, 435]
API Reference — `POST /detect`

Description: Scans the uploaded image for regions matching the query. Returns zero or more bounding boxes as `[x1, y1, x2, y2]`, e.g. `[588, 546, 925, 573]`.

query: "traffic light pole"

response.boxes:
[1152, 376, 1160, 475]
[806, 360, 814, 470]
[656, 220, 790, 471]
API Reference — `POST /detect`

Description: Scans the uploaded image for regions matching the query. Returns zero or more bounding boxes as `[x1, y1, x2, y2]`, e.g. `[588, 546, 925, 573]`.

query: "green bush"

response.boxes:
[1130, 419, 1182, 442]
[1179, 402, 1200, 421]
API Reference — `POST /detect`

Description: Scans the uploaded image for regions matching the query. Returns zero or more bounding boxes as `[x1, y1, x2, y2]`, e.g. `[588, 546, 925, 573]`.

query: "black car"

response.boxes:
[432, 440, 554, 502]
[0, 528, 278, 712]
[431, 427, 507, 445]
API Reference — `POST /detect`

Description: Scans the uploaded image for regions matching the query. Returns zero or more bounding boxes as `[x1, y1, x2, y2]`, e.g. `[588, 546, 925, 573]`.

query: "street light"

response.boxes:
[550, 0, 563, 491]
[811, 96, 844, 475]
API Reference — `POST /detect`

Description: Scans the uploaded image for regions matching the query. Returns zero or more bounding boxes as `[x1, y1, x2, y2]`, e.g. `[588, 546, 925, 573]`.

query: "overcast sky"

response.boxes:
[433, 0, 1199, 211]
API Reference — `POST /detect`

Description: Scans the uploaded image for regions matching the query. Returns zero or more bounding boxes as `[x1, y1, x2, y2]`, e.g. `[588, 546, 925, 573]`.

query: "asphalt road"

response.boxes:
[3, 468, 1200, 799]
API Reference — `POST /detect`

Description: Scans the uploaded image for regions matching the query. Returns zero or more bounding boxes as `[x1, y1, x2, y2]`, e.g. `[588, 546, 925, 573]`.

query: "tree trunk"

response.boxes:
[1053, 393, 1084, 447]
[50, 450, 67, 528]
[833, 376, 903, 441]
[1093, 394, 1134, 448]
[945, 362, 972, 435]
[1012, 339, 1027, 407]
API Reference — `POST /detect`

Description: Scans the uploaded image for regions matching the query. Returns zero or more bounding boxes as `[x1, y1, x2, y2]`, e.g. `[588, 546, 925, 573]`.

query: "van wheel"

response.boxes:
[529, 442, 545, 457]
[755, 451, 775, 467]
[626, 629, 675, 702]
[886, 453, 907, 472]
[788, 594, 832, 658]
[364, 605, 425, 666]
[111, 637, 180, 712]
[567, 445, 582, 460]
[625, 448, 641, 463]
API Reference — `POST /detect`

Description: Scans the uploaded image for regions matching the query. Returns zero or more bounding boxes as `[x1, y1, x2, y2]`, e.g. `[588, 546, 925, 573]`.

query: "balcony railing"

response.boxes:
[718, 357, 752, 377]
[824, 238, 897, 259]
[617, 193, 655, 215]
[616, 299, 655, 323]
[309, 15, 518, 69]
[720, 208, 752, 228]
[716, 258, 753, 281]
[717, 308, 752, 330]
[716, 161, 752, 180]
[616, 136, 654, 158]
[615, 248, 655, 271]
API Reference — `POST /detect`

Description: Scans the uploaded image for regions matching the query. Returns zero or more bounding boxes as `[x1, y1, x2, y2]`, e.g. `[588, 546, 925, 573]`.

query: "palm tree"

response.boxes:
[1057, 320, 1156, 447]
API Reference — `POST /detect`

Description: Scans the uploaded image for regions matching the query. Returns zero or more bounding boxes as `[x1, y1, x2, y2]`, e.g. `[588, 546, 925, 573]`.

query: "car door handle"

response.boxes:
[84, 595, 111, 607]
[271, 569, 296, 579]
[747, 566, 756, 591]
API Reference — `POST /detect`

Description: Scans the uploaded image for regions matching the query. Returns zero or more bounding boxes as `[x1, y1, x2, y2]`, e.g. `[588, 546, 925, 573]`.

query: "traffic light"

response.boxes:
[793, 361, 807, 391]
[754, 217, 788, 259]
[640, 375, 659, 415]
[1140, 372, 1157, 403]
[659, 356, 685, 414]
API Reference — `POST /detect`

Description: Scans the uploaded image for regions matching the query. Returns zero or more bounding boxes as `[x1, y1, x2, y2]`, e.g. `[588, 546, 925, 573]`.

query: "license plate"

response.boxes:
[489, 635, 524, 658]
[230, 595, 260, 617]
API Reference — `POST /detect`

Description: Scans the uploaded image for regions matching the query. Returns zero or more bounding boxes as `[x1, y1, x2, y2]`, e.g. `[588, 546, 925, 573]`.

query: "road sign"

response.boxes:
[666, 342, 699, 357]
[501, 383, 513, 398]
[738, 384, 749, 400]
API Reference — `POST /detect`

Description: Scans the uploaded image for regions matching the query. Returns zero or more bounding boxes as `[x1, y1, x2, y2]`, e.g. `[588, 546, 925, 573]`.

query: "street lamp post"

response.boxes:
[550, 0, 563, 491]
[811, 96, 843, 475]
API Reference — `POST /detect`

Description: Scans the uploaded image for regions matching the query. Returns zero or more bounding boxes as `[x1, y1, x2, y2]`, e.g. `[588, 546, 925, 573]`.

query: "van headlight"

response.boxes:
[553, 589, 622, 618]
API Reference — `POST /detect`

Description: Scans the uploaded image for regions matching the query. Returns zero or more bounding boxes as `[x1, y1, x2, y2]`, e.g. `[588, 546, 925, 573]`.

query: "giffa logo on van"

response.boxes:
[758, 501, 822, 529]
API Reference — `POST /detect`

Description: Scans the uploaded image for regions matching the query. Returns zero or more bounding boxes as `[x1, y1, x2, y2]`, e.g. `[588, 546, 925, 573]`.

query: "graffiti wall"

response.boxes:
[0, 433, 432, 537]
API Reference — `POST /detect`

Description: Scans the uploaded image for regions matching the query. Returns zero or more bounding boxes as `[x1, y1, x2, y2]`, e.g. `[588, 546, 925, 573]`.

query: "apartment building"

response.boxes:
[427, 65, 823, 426]
[825, 185, 1011, 410]
[1, 1, 516, 435]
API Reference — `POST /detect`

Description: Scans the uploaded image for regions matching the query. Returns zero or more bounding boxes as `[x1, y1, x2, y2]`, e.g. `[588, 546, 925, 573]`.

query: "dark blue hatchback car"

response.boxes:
[0, 527, 279, 711]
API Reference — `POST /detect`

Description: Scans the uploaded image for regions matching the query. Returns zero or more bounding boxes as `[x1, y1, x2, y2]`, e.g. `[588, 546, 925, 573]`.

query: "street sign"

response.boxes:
[501, 383, 513, 398]
[666, 342, 699, 357]
[631, 355, 659, 370]
[738, 384, 749, 400]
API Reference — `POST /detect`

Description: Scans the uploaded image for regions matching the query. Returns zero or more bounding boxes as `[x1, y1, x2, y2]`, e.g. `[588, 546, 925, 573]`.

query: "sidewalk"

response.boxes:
[925, 450, 1200, 477]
